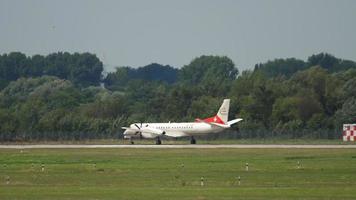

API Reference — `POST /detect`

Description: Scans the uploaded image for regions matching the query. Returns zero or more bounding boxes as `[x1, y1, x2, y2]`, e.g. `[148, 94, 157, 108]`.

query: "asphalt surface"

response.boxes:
[0, 144, 355, 149]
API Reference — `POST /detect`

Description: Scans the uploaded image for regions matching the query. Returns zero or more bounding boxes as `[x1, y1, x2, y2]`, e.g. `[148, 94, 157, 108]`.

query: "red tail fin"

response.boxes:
[195, 99, 230, 125]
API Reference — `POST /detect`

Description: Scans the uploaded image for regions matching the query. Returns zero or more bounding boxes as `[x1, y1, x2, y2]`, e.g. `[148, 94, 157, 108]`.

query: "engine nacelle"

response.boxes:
[123, 125, 165, 139]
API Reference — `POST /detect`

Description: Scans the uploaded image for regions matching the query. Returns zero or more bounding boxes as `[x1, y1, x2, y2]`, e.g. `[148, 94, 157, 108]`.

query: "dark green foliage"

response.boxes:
[104, 63, 178, 90]
[69, 53, 103, 87]
[255, 53, 356, 78]
[0, 52, 355, 141]
[335, 97, 356, 126]
[0, 52, 103, 89]
[180, 55, 238, 96]
[135, 63, 178, 83]
[255, 58, 307, 78]
[308, 53, 356, 72]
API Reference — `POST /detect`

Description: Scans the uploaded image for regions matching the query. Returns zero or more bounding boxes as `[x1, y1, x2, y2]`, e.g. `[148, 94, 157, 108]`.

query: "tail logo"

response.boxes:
[220, 107, 228, 115]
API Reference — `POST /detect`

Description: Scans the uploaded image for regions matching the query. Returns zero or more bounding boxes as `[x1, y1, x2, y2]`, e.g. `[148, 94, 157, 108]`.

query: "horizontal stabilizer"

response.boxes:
[209, 123, 230, 128]
[227, 118, 243, 126]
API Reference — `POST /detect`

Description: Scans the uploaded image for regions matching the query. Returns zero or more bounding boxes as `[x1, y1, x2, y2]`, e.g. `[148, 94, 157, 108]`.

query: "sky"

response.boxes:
[0, 0, 356, 72]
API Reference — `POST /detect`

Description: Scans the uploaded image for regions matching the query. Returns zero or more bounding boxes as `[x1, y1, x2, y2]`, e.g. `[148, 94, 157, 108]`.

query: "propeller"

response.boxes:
[134, 123, 148, 139]
[134, 123, 142, 139]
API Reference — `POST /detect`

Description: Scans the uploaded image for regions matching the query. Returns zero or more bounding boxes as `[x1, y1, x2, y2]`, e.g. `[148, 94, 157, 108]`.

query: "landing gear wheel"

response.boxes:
[190, 136, 196, 144]
[130, 139, 134, 145]
[155, 137, 162, 145]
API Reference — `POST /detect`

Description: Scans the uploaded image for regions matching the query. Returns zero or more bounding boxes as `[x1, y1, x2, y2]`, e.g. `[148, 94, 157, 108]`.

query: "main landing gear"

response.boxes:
[190, 136, 196, 144]
[155, 137, 162, 145]
[129, 137, 134, 145]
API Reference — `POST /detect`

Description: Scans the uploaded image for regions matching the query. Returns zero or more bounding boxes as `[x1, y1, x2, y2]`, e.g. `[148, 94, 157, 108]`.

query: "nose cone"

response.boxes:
[123, 125, 137, 136]
[123, 129, 131, 135]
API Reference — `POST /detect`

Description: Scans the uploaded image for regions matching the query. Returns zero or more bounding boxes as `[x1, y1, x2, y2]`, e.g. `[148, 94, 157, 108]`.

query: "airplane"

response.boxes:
[122, 99, 243, 144]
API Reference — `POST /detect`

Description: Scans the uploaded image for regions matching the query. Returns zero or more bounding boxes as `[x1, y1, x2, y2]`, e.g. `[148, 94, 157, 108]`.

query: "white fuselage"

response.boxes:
[124, 122, 225, 139]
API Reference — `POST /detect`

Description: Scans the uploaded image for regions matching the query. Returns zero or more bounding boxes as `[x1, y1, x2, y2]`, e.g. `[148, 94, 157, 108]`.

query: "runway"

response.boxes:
[0, 144, 355, 149]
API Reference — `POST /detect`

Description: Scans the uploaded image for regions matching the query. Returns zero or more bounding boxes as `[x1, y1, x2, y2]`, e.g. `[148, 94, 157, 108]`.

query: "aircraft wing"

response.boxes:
[164, 131, 188, 137]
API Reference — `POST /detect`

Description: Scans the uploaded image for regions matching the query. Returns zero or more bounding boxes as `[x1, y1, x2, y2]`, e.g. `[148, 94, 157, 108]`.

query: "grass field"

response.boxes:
[0, 148, 355, 199]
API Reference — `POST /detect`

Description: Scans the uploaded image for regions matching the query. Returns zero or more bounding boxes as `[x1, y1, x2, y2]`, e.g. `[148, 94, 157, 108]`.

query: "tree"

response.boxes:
[134, 63, 178, 84]
[255, 58, 306, 78]
[308, 53, 339, 70]
[308, 53, 356, 72]
[0, 52, 104, 89]
[180, 55, 238, 96]
[272, 97, 301, 125]
[161, 85, 200, 121]
[103, 67, 130, 91]
[335, 97, 356, 127]
[103, 64, 178, 91]
[1, 52, 356, 141]
[230, 70, 276, 128]
[69, 53, 103, 87]
[187, 96, 220, 119]
[290, 67, 329, 114]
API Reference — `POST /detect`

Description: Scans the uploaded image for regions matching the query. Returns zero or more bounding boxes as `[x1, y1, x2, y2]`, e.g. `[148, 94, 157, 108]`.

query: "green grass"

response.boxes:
[0, 148, 355, 199]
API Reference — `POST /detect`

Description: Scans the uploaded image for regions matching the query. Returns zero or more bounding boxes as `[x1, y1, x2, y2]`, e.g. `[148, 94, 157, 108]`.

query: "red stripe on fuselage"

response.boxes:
[202, 115, 225, 124]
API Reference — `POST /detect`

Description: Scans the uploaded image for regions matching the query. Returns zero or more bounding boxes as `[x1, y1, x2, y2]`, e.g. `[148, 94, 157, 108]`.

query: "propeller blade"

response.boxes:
[134, 124, 140, 130]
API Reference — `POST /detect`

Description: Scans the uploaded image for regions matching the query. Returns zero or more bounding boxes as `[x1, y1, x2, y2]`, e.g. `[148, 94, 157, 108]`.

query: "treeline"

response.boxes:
[103, 63, 178, 91]
[0, 52, 103, 89]
[0, 52, 355, 141]
[254, 53, 356, 78]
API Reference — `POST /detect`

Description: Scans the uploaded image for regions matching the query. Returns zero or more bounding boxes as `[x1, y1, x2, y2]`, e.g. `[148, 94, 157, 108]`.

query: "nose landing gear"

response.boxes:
[155, 137, 162, 145]
[190, 136, 196, 144]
